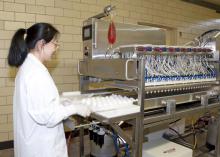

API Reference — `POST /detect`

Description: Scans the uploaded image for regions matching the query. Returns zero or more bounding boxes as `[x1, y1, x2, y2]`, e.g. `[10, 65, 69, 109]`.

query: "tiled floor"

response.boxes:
[0, 135, 90, 157]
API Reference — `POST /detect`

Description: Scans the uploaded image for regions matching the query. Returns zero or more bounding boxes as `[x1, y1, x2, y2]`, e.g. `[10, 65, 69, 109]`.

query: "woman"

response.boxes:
[8, 23, 91, 157]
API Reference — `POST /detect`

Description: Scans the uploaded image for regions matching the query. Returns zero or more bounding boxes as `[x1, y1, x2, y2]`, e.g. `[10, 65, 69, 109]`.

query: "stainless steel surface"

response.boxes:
[165, 99, 176, 115]
[144, 81, 216, 91]
[88, 5, 115, 19]
[144, 91, 207, 110]
[91, 112, 140, 124]
[216, 116, 220, 157]
[143, 102, 220, 126]
[83, 18, 166, 59]
[137, 58, 145, 157]
[78, 59, 137, 80]
[79, 76, 90, 93]
[106, 80, 216, 92]
[143, 113, 172, 125]
[138, 58, 145, 113]
[133, 114, 141, 157]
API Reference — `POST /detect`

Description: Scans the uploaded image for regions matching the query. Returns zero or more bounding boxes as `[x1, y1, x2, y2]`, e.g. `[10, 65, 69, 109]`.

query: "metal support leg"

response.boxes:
[216, 116, 220, 157]
[79, 76, 90, 94]
[133, 114, 141, 157]
[201, 95, 209, 106]
[131, 120, 137, 157]
[79, 118, 84, 157]
[137, 58, 145, 157]
[111, 123, 132, 146]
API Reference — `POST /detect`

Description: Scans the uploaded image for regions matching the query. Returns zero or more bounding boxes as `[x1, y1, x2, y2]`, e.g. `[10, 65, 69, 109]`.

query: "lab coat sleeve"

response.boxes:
[26, 73, 78, 128]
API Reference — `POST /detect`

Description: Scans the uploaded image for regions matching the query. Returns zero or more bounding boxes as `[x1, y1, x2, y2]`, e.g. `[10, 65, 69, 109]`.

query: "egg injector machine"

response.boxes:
[75, 6, 220, 157]
[80, 20, 220, 106]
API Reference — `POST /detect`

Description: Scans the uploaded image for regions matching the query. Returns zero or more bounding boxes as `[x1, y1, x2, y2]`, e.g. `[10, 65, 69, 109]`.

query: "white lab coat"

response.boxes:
[13, 53, 76, 157]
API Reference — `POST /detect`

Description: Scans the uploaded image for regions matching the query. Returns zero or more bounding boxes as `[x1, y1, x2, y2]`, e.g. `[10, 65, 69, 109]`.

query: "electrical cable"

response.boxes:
[67, 132, 73, 156]
[168, 127, 187, 142]
[200, 29, 220, 37]
[111, 131, 130, 157]
[191, 119, 197, 149]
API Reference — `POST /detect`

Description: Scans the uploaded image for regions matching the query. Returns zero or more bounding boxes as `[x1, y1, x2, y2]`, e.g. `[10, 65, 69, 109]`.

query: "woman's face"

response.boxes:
[42, 38, 59, 61]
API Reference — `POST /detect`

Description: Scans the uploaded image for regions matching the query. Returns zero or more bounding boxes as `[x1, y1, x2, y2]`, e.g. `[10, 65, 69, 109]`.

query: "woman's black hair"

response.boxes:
[8, 23, 59, 67]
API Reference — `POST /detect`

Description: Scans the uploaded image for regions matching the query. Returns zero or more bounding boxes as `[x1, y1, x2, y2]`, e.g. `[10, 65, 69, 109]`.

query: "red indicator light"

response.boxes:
[168, 47, 175, 52]
[153, 47, 162, 52]
[136, 46, 145, 51]
[180, 48, 186, 52]
[192, 48, 197, 52]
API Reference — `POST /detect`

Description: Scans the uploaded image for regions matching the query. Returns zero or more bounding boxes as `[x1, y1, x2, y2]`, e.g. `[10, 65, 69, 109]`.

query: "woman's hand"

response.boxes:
[74, 104, 91, 117]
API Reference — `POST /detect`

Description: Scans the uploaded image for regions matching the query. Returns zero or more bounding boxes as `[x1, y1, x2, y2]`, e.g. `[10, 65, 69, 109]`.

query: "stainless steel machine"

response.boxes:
[78, 16, 220, 157]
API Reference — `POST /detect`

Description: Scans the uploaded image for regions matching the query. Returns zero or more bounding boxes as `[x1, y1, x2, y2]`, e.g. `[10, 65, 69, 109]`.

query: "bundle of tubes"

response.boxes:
[113, 44, 216, 85]
[145, 54, 216, 86]
[89, 124, 130, 156]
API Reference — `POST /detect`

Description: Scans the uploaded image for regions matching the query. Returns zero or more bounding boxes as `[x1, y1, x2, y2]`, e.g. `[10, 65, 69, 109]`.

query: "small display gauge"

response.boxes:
[82, 25, 92, 41]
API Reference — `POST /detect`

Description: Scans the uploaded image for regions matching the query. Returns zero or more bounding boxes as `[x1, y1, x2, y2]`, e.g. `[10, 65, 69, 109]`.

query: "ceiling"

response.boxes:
[182, 0, 220, 13]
